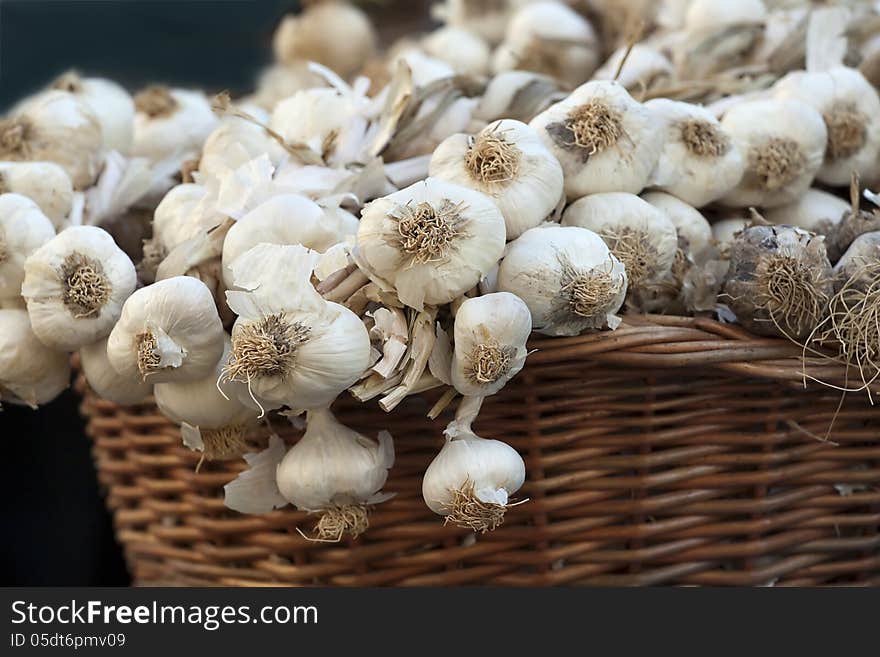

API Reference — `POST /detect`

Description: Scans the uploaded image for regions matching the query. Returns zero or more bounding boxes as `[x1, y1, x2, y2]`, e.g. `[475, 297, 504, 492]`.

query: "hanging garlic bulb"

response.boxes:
[80, 337, 151, 406]
[0, 194, 56, 300]
[772, 67, 880, 186]
[223, 243, 371, 412]
[493, 2, 600, 89]
[22, 225, 136, 351]
[497, 224, 627, 336]
[0, 308, 70, 408]
[107, 275, 225, 383]
[0, 89, 103, 189]
[530, 80, 664, 198]
[719, 99, 827, 209]
[474, 70, 563, 123]
[764, 189, 850, 235]
[421, 26, 491, 77]
[198, 115, 287, 180]
[51, 71, 135, 154]
[645, 98, 745, 208]
[355, 178, 506, 311]
[593, 45, 674, 93]
[0, 162, 73, 229]
[429, 120, 564, 239]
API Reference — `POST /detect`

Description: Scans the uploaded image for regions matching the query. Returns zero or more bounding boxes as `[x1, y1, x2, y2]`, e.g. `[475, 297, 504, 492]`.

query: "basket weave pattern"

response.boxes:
[79, 316, 880, 586]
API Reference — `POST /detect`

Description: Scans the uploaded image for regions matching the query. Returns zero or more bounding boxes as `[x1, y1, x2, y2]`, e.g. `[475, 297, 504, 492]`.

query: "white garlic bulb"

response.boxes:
[250, 63, 327, 112]
[451, 292, 531, 398]
[434, 0, 530, 46]
[221, 194, 357, 289]
[493, 2, 600, 89]
[132, 86, 218, 168]
[52, 72, 135, 154]
[421, 26, 491, 77]
[0, 194, 56, 300]
[355, 178, 506, 311]
[149, 183, 209, 253]
[198, 116, 287, 181]
[22, 225, 136, 351]
[641, 191, 712, 259]
[224, 243, 371, 411]
[711, 217, 748, 251]
[772, 67, 880, 186]
[429, 120, 564, 239]
[719, 99, 827, 208]
[497, 224, 627, 336]
[0, 162, 73, 229]
[530, 80, 664, 199]
[0, 308, 70, 408]
[80, 337, 151, 406]
[645, 98, 745, 208]
[562, 192, 679, 292]
[0, 89, 103, 189]
[107, 275, 225, 383]
[474, 70, 562, 123]
[593, 45, 674, 93]
[764, 189, 850, 235]
[273, 2, 377, 80]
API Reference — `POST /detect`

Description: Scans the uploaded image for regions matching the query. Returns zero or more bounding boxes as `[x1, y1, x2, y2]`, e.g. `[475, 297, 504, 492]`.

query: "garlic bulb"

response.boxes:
[107, 275, 225, 383]
[711, 217, 748, 251]
[833, 232, 880, 291]
[719, 99, 827, 208]
[80, 337, 151, 405]
[530, 80, 664, 198]
[198, 116, 286, 180]
[355, 178, 506, 311]
[429, 120, 564, 239]
[451, 292, 531, 398]
[224, 243, 371, 411]
[250, 63, 327, 112]
[422, 412, 525, 532]
[645, 98, 745, 208]
[0, 162, 73, 228]
[221, 194, 357, 289]
[434, 0, 529, 46]
[0, 308, 70, 408]
[421, 26, 491, 77]
[676, 0, 767, 78]
[497, 224, 627, 336]
[474, 70, 563, 123]
[0, 194, 56, 300]
[562, 192, 679, 293]
[764, 189, 849, 235]
[132, 86, 218, 168]
[52, 71, 135, 154]
[273, 2, 377, 80]
[0, 89, 103, 189]
[593, 45, 674, 93]
[22, 225, 136, 351]
[772, 67, 880, 186]
[641, 191, 712, 259]
[493, 2, 600, 89]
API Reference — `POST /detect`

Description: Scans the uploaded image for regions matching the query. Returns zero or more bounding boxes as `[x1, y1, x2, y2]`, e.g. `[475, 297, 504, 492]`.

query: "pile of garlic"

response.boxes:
[5, 0, 880, 540]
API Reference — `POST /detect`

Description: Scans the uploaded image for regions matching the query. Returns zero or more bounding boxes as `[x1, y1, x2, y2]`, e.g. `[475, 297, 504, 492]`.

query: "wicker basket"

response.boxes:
[78, 315, 880, 586]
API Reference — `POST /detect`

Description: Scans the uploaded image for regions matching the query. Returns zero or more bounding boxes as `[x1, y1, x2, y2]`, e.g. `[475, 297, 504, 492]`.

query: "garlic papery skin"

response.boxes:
[107, 275, 224, 383]
[530, 80, 664, 199]
[80, 337, 151, 406]
[251, 63, 327, 112]
[492, 2, 600, 89]
[273, 2, 377, 80]
[475, 70, 563, 124]
[676, 0, 767, 78]
[224, 243, 371, 411]
[0, 308, 70, 408]
[593, 45, 674, 93]
[355, 178, 506, 311]
[497, 224, 626, 336]
[719, 99, 827, 209]
[451, 292, 531, 398]
[421, 27, 491, 77]
[645, 98, 745, 208]
[772, 67, 880, 186]
[641, 191, 712, 260]
[562, 192, 679, 293]
[0, 162, 73, 229]
[764, 189, 850, 235]
[429, 120, 564, 240]
[198, 116, 286, 181]
[52, 72, 135, 154]
[422, 415, 525, 532]
[0, 90, 103, 189]
[132, 86, 218, 168]
[221, 194, 357, 289]
[275, 407, 394, 540]
[0, 194, 56, 300]
[22, 225, 136, 351]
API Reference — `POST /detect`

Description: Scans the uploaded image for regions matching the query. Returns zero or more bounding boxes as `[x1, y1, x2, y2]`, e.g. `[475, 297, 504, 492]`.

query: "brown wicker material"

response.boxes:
[78, 315, 880, 586]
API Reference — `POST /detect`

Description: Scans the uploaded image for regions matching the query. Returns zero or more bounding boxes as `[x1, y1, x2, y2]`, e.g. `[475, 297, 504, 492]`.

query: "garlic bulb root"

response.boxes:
[225, 314, 311, 382]
[442, 477, 508, 533]
[311, 504, 370, 542]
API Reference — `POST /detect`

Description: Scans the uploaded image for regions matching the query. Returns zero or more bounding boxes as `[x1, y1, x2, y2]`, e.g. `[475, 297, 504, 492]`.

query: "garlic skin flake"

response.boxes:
[0, 308, 70, 408]
[719, 99, 827, 209]
[107, 275, 225, 383]
[530, 80, 664, 199]
[430, 120, 563, 240]
[497, 224, 627, 336]
[22, 225, 136, 351]
[0, 194, 56, 300]
[0, 162, 73, 229]
[764, 189, 849, 235]
[198, 116, 286, 181]
[645, 98, 745, 208]
[451, 292, 531, 398]
[52, 72, 135, 154]
[80, 337, 151, 406]
[355, 178, 506, 311]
